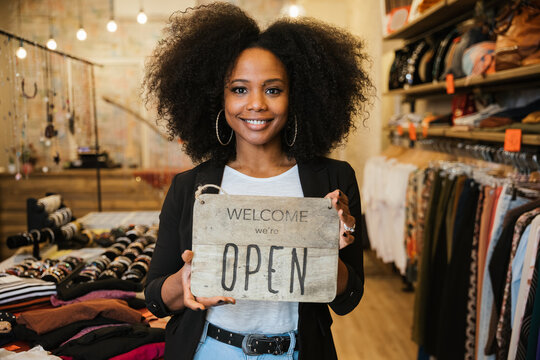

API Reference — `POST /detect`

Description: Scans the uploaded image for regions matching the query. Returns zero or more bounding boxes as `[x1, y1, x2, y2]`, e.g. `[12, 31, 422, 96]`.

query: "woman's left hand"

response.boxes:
[325, 189, 356, 249]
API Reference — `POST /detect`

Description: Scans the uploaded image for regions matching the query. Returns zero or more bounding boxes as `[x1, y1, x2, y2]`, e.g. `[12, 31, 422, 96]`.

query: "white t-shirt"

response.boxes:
[205, 165, 303, 334]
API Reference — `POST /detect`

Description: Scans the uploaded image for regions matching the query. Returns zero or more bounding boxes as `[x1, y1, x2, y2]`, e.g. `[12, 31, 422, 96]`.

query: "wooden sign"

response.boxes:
[191, 193, 340, 303]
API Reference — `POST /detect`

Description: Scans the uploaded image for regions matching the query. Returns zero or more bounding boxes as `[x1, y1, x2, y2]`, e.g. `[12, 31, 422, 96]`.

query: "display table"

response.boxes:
[77, 211, 160, 230]
[0, 212, 166, 358]
[0, 170, 164, 260]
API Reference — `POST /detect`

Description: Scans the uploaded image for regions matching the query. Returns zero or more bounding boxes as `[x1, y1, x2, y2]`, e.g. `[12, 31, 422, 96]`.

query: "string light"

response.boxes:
[76, 0, 87, 40]
[47, 15, 57, 50]
[76, 28, 87, 41]
[47, 37, 57, 50]
[107, 20, 117, 32]
[16, 40, 27, 59]
[281, 3, 306, 18]
[46, 39, 57, 50]
[107, 0, 117, 32]
[137, 0, 147, 25]
[137, 11, 147, 24]
[16, 0, 26, 58]
[289, 5, 301, 17]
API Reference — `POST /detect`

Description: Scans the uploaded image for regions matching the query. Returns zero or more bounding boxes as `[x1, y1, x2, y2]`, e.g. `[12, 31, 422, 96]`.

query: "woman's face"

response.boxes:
[224, 48, 289, 149]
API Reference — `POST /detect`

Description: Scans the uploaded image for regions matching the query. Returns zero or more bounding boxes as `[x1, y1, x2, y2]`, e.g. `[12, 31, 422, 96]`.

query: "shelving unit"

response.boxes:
[385, 64, 540, 97]
[386, 125, 540, 146]
[384, 0, 479, 40]
[383, 0, 539, 158]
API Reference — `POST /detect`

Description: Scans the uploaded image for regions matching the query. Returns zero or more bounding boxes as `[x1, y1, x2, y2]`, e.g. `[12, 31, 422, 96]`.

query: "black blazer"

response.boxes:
[145, 157, 364, 359]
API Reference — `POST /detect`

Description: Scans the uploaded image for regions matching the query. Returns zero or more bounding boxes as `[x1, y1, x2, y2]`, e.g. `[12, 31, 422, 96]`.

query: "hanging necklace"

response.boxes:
[0, 36, 15, 174]
[84, 63, 93, 147]
[64, 56, 75, 135]
[18, 45, 30, 178]
[7, 37, 22, 180]
[39, 47, 50, 148]
[44, 51, 57, 140]
[50, 54, 61, 166]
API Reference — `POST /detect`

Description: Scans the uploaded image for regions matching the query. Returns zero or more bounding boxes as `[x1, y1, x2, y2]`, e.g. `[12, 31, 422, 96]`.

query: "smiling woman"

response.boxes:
[224, 48, 292, 176]
[224, 49, 290, 144]
[143, 3, 373, 359]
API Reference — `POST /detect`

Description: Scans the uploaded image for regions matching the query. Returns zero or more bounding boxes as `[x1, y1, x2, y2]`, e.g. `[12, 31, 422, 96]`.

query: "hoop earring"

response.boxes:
[215, 110, 233, 146]
[285, 115, 297, 147]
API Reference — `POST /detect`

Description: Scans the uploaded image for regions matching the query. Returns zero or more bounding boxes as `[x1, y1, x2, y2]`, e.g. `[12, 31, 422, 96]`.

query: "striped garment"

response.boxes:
[0, 274, 56, 306]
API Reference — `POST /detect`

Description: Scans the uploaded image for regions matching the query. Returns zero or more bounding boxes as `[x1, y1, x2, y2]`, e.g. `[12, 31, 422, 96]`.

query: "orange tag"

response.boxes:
[422, 123, 429, 138]
[504, 129, 522, 152]
[446, 74, 455, 94]
[5, 345, 21, 351]
[397, 125, 404, 136]
[408, 123, 417, 141]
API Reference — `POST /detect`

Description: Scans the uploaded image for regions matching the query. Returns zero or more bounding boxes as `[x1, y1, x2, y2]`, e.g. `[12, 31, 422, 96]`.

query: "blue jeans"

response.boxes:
[194, 322, 300, 360]
[476, 186, 530, 360]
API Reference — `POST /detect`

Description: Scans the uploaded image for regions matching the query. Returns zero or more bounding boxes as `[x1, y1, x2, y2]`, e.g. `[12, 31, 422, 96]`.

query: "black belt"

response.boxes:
[207, 323, 299, 355]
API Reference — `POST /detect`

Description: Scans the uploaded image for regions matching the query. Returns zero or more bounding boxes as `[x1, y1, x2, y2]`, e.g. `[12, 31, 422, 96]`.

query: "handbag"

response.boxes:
[388, 40, 430, 89]
[389, 46, 412, 89]
[494, 0, 540, 71]
[432, 28, 461, 81]
[405, 40, 429, 86]
[451, 93, 477, 122]
[440, 25, 492, 80]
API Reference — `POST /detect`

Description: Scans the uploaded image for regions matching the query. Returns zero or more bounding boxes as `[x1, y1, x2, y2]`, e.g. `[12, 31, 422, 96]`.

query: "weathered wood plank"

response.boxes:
[192, 244, 338, 302]
[193, 194, 339, 248]
[191, 194, 340, 302]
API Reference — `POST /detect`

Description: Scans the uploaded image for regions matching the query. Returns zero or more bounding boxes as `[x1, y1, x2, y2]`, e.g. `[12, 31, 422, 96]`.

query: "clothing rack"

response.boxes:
[390, 135, 540, 174]
[417, 138, 540, 174]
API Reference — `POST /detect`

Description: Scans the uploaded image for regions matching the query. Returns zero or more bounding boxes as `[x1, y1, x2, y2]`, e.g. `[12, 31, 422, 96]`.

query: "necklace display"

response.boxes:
[7, 37, 23, 180]
[0, 38, 13, 174]
[0, 30, 99, 176]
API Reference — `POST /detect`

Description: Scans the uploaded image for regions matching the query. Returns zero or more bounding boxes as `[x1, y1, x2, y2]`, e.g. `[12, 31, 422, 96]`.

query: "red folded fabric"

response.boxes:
[108, 342, 165, 360]
[16, 298, 145, 334]
[50, 290, 137, 307]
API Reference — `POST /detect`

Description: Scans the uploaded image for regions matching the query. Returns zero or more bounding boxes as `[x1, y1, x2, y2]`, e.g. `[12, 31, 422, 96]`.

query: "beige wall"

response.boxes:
[0, 0, 386, 180]
[302, 0, 384, 185]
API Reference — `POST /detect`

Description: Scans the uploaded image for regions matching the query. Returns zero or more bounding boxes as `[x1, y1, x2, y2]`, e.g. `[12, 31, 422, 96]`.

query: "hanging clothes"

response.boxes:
[362, 156, 417, 273]
[477, 186, 532, 360]
[486, 200, 540, 356]
[435, 179, 481, 359]
[363, 155, 540, 360]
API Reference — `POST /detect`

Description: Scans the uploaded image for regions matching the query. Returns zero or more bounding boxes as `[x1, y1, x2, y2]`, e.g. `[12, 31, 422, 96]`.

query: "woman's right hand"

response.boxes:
[179, 250, 236, 310]
[161, 250, 235, 311]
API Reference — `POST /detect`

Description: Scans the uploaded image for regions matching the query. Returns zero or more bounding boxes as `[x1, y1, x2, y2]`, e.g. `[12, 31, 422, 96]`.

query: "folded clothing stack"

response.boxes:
[11, 298, 164, 360]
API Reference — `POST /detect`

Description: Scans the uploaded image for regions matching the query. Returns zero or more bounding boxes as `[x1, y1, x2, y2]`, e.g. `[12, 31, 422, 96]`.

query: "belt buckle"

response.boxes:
[241, 334, 268, 355]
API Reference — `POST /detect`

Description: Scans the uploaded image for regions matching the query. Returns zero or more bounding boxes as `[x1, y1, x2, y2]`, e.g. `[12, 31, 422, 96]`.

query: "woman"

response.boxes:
[144, 3, 372, 359]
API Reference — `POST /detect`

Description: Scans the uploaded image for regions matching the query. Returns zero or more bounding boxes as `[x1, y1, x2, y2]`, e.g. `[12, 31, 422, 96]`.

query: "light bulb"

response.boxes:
[16, 46, 27, 59]
[47, 38, 57, 50]
[137, 10, 147, 24]
[289, 5, 301, 17]
[76, 27, 87, 41]
[289, 5, 300, 17]
[107, 19, 117, 32]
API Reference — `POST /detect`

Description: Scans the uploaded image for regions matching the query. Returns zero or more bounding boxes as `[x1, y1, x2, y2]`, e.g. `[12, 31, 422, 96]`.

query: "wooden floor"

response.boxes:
[332, 250, 418, 359]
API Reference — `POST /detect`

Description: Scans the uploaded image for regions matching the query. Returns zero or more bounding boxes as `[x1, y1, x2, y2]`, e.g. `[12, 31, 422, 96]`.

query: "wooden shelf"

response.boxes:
[384, 0, 478, 40]
[386, 125, 540, 146]
[384, 64, 540, 97]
